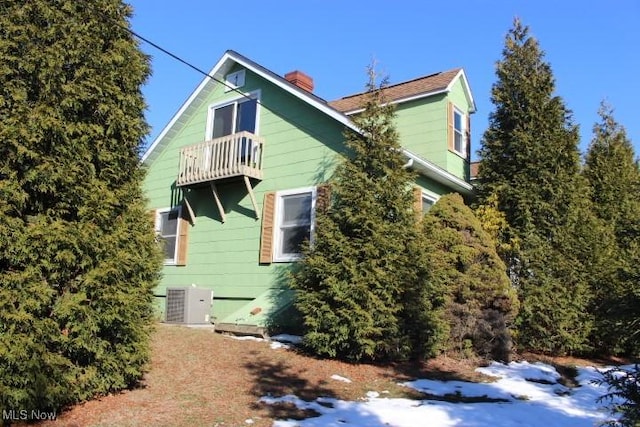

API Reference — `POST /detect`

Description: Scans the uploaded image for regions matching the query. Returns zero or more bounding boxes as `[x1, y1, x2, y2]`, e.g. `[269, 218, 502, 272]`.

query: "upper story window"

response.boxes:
[224, 70, 245, 92]
[448, 102, 469, 159]
[273, 187, 316, 262]
[453, 107, 466, 157]
[206, 92, 259, 140]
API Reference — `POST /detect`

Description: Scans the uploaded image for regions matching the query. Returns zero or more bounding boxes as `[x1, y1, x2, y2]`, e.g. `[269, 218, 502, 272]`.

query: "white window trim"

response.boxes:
[155, 206, 182, 266]
[204, 89, 261, 141]
[224, 69, 246, 92]
[421, 191, 439, 212]
[272, 186, 317, 263]
[452, 107, 467, 158]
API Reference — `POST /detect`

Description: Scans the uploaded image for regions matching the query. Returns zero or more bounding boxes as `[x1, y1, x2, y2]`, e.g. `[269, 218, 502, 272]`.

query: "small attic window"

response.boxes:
[224, 70, 245, 92]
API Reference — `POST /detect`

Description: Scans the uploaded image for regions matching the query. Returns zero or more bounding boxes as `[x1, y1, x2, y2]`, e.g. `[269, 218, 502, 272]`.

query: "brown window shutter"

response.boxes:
[466, 113, 471, 159]
[259, 192, 276, 264]
[149, 209, 157, 229]
[413, 186, 423, 221]
[447, 101, 454, 151]
[176, 211, 189, 266]
[316, 183, 332, 214]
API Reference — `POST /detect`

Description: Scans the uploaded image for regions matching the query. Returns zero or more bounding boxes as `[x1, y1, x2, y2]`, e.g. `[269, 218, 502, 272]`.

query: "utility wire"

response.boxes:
[121, 23, 249, 100]
[92, 6, 351, 145]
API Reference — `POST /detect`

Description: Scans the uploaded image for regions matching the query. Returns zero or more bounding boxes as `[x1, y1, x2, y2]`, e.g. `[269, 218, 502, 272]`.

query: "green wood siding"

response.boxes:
[143, 64, 474, 326]
[444, 78, 472, 180]
[395, 93, 448, 170]
[144, 67, 345, 322]
[391, 77, 472, 181]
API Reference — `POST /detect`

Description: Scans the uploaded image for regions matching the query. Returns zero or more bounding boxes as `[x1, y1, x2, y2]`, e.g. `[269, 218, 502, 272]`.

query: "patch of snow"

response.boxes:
[260, 362, 624, 427]
[331, 374, 352, 383]
[224, 334, 302, 350]
[226, 335, 265, 342]
[270, 341, 291, 350]
[244, 419, 254, 424]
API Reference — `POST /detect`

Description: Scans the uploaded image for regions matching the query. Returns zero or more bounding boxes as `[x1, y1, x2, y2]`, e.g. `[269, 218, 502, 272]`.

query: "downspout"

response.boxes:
[402, 158, 414, 169]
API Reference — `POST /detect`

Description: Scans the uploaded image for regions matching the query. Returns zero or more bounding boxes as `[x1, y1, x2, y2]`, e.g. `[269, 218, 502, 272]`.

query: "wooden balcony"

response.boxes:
[177, 131, 264, 187]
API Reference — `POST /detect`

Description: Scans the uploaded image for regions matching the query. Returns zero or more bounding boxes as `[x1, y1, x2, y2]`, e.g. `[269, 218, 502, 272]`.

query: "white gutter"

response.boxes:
[402, 149, 474, 195]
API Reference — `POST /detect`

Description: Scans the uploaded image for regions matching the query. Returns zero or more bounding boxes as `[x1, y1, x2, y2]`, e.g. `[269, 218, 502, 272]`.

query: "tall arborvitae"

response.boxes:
[0, 0, 162, 414]
[475, 18, 594, 354]
[290, 67, 444, 362]
[584, 103, 640, 355]
[423, 194, 519, 362]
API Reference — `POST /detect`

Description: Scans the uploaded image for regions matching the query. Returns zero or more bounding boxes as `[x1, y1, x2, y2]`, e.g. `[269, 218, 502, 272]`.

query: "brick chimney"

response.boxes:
[284, 70, 314, 92]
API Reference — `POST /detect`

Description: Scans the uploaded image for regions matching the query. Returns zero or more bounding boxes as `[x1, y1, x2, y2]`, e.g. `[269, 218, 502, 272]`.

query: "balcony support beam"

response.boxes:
[244, 176, 260, 220]
[182, 193, 196, 225]
[210, 182, 226, 223]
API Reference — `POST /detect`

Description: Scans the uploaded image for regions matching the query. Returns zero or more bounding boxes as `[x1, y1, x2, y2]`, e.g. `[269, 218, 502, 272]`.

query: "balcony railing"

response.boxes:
[177, 131, 264, 187]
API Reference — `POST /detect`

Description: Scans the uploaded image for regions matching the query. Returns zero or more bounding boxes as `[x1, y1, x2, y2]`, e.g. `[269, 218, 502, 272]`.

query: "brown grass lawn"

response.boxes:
[36, 323, 613, 427]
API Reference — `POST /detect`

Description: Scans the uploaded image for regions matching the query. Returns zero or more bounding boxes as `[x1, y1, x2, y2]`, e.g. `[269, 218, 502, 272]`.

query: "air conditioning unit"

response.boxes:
[165, 287, 213, 324]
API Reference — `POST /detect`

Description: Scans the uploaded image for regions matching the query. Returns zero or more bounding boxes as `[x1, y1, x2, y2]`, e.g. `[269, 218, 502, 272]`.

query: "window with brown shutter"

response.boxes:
[316, 183, 332, 214]
[447, 101, 454, 152]
[413, 186, 423, 221]
[448, 101, 468, 158]
[155, 206, 189, 266]
[176, 212, 189, 266]
[413, 187, 437, 222]
[259, 192, 275, 264]
[466, 114, 471, 160]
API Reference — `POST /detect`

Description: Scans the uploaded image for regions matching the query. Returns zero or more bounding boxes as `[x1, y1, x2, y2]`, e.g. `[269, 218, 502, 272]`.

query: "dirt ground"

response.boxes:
[34, 323, 618, 427]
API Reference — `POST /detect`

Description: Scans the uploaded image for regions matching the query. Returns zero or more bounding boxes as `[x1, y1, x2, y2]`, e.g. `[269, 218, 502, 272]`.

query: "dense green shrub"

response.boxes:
[0, 0, 162, 415]
[290, 68, 445, 362]
[475, 19, 597, 354]
[584, 103, 640, 356]
[423, 194, 518, 361]
[596, 364, 640, 427]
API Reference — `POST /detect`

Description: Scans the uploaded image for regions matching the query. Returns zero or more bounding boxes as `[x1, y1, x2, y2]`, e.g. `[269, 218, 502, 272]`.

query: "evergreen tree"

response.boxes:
[584, 103, 640, 355]
[475, 18, 594, 354]
[290, 67, 444, 362]
[423, 194, 519, 361]
[0, 0, 162, 413]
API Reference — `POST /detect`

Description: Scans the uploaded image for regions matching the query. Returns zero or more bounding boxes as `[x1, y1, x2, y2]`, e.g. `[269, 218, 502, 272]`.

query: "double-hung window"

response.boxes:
[156, 207, 182, 264]
[273, 188, 315, 262]
[453, 107, 466, 157]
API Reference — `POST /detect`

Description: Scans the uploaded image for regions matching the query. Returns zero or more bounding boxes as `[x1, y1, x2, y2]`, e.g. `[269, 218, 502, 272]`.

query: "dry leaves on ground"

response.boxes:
[35, 323, 610, 427]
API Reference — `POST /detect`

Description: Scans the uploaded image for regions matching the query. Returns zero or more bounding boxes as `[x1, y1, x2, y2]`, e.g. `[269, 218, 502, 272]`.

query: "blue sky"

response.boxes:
[129, 1, 639, 161]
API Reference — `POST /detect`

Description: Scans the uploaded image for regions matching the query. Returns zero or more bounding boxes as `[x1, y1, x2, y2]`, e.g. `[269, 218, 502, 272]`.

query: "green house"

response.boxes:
[141, 50, 476, 335]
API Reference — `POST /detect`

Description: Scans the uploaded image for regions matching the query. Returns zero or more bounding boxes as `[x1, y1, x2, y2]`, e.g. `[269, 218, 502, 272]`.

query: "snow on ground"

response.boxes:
[224, 333, 302, 349]
[330, 374, 352, 383]
[260, 361, 624, 427]
[223, 333, 624, 426]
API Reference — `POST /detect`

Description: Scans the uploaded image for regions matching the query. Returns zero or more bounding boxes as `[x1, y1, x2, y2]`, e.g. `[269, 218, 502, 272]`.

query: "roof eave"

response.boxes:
[403, 149, 474, 195]
[339, 87, 449, 115]
[140, 52, 233, 164]
[141, 50, 359, 165]
[446, 69, 476, 113]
